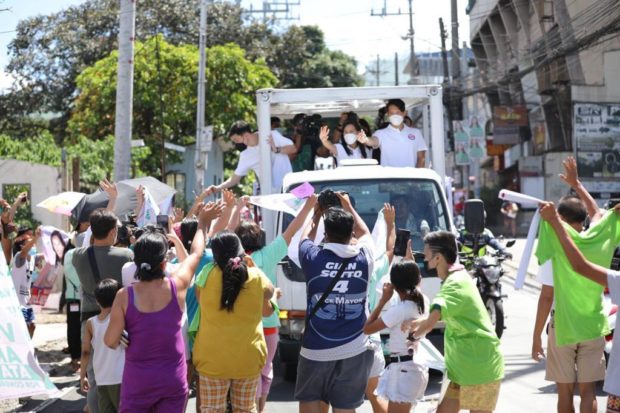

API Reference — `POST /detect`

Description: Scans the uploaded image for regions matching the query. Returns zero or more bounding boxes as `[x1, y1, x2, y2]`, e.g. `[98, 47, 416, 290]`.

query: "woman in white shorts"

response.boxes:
[364, 260, 429, 412]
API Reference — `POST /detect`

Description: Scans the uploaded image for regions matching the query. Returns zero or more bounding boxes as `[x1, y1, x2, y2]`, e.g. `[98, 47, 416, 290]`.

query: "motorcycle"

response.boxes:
[458, 240, 515, 339]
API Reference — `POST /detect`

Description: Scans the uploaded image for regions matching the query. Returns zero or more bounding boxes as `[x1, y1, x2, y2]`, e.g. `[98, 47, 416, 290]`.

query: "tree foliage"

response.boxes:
[2, 1, 361, 138]
[68, 36, 276, 177]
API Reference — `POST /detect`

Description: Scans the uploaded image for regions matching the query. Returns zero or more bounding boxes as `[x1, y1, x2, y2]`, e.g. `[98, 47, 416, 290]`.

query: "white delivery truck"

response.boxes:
[253, 85, 452, 378]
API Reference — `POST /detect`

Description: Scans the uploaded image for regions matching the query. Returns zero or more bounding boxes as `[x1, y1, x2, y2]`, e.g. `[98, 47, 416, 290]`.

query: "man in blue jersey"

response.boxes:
[295, 192, 375, 413]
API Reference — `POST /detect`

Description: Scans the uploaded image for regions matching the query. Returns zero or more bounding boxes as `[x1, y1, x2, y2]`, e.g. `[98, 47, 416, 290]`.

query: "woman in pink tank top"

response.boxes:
[104, 202, 223, 412]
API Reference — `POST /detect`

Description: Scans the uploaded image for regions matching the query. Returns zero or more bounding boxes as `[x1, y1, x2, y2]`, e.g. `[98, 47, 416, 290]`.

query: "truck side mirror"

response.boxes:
[464, 199, 485, 234]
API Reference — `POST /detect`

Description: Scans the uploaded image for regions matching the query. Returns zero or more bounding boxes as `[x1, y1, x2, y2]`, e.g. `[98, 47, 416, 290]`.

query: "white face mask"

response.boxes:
[389, 114, 404, 126]
[343, 133, 357, 145]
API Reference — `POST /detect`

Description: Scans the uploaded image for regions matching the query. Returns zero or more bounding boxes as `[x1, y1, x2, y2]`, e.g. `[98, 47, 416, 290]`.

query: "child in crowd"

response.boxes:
[80, 279, 125, 413]
[364, 260, 429, 413]
[407, 231, 504, 413]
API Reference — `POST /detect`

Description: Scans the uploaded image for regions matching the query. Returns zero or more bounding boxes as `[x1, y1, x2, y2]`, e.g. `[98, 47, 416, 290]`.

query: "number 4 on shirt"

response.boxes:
[333, 280, 349, 294]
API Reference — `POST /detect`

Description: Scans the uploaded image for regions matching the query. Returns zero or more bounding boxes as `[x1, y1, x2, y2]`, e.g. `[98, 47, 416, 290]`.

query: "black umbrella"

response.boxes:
[73, 177, 176, 223]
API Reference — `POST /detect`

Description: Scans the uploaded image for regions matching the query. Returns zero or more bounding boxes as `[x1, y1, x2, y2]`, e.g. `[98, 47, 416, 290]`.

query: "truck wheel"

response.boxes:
[284, 362, 298, 382]
[485, 298, 505, 339]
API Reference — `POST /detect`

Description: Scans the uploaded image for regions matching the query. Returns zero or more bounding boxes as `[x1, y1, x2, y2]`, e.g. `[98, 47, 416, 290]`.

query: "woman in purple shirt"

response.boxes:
[105, 202, 223, 412]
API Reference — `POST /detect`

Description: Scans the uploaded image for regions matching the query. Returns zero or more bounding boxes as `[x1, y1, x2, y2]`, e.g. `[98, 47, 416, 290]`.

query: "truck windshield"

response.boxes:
[283, 178, 450, 253]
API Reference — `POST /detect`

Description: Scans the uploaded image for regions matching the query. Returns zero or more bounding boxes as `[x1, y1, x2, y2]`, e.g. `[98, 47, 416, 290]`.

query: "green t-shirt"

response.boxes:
[252, 235, 287, 328]
[535, 211, 619, 345]
[432, 270, 504, 385]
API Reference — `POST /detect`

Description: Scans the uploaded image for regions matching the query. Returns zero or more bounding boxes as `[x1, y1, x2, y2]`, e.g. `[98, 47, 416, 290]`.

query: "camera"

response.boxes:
[318, 189, 341, 211]
[300, 114, 323, 139]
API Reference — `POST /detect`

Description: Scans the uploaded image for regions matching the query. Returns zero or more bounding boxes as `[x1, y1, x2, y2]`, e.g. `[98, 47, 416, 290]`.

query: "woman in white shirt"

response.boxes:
[319, 120, 369, 166]
[364, 260, 429, 413]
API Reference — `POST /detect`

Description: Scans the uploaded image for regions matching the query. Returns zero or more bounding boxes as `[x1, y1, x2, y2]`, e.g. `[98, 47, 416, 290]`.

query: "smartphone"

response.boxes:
[156, 214, 169, 228]
[21, 195, 28, 204]
[394, 228, 411, 257]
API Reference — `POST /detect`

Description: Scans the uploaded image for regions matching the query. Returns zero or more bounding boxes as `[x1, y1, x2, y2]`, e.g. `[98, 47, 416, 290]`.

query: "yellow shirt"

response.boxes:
[193, 265, 269, 378]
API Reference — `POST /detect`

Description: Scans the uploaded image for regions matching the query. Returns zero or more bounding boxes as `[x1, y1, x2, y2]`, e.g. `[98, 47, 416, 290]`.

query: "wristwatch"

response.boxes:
[275, 147, 281, 154]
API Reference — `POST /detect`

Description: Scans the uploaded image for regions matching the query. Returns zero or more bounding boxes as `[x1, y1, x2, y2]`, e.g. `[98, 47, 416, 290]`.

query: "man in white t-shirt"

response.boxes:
[359, 99, 427, 168]
[539, 202, 620, 413]
[216, 120, 295, 193]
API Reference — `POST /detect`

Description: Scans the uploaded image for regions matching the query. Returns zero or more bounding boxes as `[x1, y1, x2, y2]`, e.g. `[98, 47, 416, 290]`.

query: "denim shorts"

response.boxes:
[294, 349, 374, 409]
[21, 307, 35, 324]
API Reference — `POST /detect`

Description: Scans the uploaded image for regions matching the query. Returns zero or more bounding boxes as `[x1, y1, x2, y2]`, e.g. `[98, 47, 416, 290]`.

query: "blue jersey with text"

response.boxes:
[299, 239, 370, 350]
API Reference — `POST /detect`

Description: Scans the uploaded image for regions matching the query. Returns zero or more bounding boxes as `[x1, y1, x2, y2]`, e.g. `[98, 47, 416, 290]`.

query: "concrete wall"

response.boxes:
[0, 159, 64, 228]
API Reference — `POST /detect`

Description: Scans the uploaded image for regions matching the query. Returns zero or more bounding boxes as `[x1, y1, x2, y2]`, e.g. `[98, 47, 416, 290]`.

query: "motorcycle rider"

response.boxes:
[458, 207, 511, 259]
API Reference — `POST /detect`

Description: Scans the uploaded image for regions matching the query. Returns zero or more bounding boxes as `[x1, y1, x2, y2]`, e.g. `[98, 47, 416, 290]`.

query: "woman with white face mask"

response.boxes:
[318, 120, 368, 166]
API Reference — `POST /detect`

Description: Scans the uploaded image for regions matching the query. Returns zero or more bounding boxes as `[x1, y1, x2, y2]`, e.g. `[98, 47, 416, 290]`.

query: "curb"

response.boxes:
[503, 260, 541, 291]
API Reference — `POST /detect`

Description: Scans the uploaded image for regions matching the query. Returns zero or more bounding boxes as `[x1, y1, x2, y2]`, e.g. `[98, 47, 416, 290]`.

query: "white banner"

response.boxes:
[0, 254, 59, 399]
[137, 188, 160, 227]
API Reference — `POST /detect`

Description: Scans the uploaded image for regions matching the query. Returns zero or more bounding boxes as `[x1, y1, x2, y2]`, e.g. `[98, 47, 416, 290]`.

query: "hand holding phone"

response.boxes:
[156, 214, 169, 229]
[394, 228, 411, 257]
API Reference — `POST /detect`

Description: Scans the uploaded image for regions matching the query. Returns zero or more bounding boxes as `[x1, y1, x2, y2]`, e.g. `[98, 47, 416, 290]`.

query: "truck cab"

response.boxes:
[252, 85, 449, 377]
[275, 163, 453, 374]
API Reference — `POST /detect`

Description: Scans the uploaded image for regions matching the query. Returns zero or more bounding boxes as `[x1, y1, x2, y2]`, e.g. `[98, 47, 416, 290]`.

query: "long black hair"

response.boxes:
[340, 120, 368, 158]
[133, 232, 167, 281]
[390, 260, 425, 314]
[180, 218, 198, 252]
[210, 231, 248, 312]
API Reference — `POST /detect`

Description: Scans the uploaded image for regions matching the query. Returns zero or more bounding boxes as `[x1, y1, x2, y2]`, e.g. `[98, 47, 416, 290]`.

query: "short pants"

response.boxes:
[295, 349, 374, 410]
[608, 394, 620, 413]
[375, 360, 428, 404]
[546, 318, 606, 383]
[444, 380, 501, 411]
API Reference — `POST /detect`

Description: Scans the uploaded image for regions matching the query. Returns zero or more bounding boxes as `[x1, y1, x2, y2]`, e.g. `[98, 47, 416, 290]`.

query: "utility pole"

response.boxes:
[451, 0, 460, 85]
[195, 0, 208, 194]
[394, 52, 399, 86]
[113, 0, 136, 182]
[371, 0, 419, 83]
[365, 55, 387, 86]
[244, 0, 301, 21]
[439, 18, 450, 81]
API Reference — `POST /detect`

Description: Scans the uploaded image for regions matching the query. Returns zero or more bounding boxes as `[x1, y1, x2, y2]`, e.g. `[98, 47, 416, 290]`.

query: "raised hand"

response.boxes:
[357, 130, 369, 145]
[335, 191, 352, 211]
[380, 282, 394, 303]
[199, 201, 225, 226]
[539, 202, 558, 222]
[222, 189, 235, 207]
[559, 156, 579, 188]
[319, 125, 330, 144]
[100, 178, 118, 199]
[383, 203, 395, 227]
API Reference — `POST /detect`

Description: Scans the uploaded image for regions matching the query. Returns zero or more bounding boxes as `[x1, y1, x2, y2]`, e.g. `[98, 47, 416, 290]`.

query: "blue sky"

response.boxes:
[0, 0, 470, 90]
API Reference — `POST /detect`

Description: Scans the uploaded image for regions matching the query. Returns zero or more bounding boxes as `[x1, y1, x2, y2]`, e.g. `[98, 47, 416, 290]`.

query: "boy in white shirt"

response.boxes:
[80, 279, 125, 413]
[10, 226, 40, 338]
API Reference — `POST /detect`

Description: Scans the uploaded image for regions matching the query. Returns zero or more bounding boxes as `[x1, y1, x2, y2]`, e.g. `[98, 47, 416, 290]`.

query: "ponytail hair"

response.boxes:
[390, 259, 425, 314]
[133, 232, 167, 281]
[211, 231, 248, 312]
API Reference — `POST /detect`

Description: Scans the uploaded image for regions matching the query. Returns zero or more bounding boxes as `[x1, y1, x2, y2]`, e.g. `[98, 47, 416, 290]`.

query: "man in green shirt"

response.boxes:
[407, 231, 504, 413]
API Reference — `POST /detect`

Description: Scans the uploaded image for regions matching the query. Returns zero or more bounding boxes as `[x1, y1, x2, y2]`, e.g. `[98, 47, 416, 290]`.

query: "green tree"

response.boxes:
[68, 36, 277, 178]
[2, 1, 361, 139]
[270, 25, 363, 88]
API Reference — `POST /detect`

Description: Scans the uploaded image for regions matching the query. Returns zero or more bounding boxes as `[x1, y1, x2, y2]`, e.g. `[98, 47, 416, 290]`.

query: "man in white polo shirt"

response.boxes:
[216, 120, 296, 193]
[359, 99, 427, 168]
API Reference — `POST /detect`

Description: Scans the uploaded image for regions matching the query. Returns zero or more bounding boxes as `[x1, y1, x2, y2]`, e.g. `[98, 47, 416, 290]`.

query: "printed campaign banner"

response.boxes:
[0, 254, 59, 399]
[28, 227, 69, 307]
[137, 188, 160, 227]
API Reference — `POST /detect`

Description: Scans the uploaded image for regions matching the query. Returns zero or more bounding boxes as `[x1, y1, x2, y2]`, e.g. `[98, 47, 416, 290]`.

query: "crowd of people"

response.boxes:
[219, 98, 429, 194]
[1, 94, 619, 413]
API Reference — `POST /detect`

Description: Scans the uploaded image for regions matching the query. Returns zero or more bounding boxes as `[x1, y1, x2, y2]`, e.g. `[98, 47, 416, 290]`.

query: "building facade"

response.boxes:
[467, 0, 620, 203]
